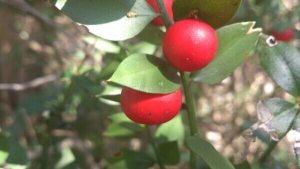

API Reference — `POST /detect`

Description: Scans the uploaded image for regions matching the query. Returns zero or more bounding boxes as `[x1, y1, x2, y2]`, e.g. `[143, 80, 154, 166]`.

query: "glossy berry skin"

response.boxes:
[146, 0, 173, 27]
[270, 28, 294, 42]
[162, 19, 218, 72]
[120, 87, 182, 125]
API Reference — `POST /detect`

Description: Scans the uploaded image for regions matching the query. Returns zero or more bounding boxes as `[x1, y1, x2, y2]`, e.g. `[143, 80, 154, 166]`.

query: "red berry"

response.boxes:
[146, 0, 173, 27]
[270, 28, 294, 42]
[120, 87, 182, 125]
[162, 19, 218, 72]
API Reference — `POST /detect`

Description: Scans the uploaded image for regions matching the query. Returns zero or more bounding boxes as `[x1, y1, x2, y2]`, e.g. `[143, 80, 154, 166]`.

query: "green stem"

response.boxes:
[155, 0, 173, 28]
[258, 140, 278, 164]
[180, 71, 198, 169]
[146, 126, 166, 169]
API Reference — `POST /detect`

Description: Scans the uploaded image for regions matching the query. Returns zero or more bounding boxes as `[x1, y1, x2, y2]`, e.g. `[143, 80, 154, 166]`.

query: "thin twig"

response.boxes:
[0, 74, 59, 91]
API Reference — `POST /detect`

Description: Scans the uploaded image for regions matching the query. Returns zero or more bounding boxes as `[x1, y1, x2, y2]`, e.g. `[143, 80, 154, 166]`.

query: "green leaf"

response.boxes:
[74, 75, 104, 95]
[127, 42, 156, 55]
[6, 136, 28, 165]
[105, 113, 144, 138]
[51, 0, 158, 41]
[109, 54, 181, 94]
[54, 147, 76, 169]
[263, 98, 298, 139]
[109, 113, 144, 132]
[235, 161, 251, 169]
[173, 0, 241, 28]
[186, 136, 235, 169]
[158, 141, 180, 165]
[155, 114, 184, 144]
[98, 61, 121, 81]
[257, 37, 300, 97]
[81, 36, 120, 53]
[0, 133, 9, 164]
[136, 24, 164, 46]
[191, 22, 261, 84]
[106, 150, 156, 169]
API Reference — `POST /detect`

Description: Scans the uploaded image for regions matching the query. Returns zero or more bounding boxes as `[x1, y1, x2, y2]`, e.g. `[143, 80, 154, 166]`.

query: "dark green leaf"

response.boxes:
[263, 98, 298, 139]
[235, 161, 251, 169]
[74, 75, 104, 95]
[158, 141, 180, 165]
[98, 61, 120, 81]
[257, 36, 300, 97]
[109, 54, 181, 94]
[51, 0, 158, 40]
[6, 136, 28, 165]
[100, 94, 120, 103]
[186, 136, 235, 169]
[106, 150, 156, 169]
[105, 122, 136, 138]
[136, 24, 164, 46]
[0, 133, 9, 164]
[173, 0, 241, 28]
[155, 114, 184, 144]
[191, 22, 261, 84]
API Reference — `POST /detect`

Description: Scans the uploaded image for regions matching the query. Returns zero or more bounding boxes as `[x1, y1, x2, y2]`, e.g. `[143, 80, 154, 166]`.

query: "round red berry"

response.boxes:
[162, 19, 218, 72]
[120, 87, 182, 125]
[270, 28, 294, 42]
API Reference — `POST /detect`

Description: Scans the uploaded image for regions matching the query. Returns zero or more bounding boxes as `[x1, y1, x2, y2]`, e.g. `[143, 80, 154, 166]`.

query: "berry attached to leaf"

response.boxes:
[120, 87, 182, 125]
[146, 0, 173, 27]
[162, 19, 218, 72]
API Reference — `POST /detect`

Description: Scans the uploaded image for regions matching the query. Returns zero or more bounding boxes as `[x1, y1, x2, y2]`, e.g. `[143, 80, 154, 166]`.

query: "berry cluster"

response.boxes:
[120, 0, 218, 125]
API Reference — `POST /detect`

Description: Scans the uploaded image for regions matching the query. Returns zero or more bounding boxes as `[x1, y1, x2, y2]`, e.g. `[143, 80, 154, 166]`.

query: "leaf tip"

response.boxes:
[241, 22, 262, 35]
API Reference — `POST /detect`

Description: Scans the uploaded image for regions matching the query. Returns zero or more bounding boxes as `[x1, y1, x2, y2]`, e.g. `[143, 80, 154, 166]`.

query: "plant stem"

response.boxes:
[180, 71, 198, 169]
[146, 125, 166, 169]
[258, 140, 278, 164]
[155, 0, 172, 28]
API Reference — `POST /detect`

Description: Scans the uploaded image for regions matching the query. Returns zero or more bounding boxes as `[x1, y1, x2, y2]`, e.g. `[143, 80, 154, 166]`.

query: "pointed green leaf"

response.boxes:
[191, 22, 261, 84]
[186, 136, 235, 169]
[263, 98, 298, 139]
[257, 36, 300, 97]
[0, 133, 9, 164]
[51, 0, 158, 41]
[173, 0, 241, 28]
[109, 54, 181, 94]
[98, 61, 121, 81]
[155, 114, 184, 144]
[158, 141, 180, 165]
[107, 150, 156, 169]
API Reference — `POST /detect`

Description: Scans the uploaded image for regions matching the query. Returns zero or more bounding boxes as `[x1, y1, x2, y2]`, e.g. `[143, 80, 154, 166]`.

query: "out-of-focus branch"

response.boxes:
[0, 0, 82, 48]
[0, 74, 59, 91]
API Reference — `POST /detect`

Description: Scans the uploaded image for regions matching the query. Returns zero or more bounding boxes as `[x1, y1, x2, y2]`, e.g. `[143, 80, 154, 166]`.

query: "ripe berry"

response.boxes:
[270, 28, 294, 42]
[146, 0, 173, 27]
[120, 87, 182, 125]
[162, 19, 218, 72]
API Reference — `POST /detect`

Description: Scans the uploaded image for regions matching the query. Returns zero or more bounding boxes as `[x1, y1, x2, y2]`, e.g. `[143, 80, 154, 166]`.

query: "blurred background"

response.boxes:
[0, 0, 299, 168]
